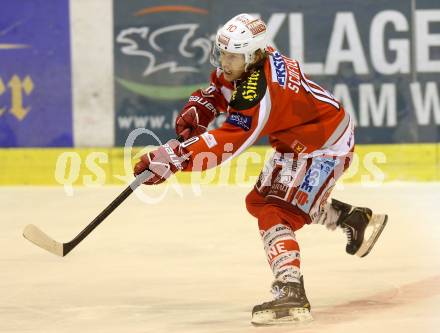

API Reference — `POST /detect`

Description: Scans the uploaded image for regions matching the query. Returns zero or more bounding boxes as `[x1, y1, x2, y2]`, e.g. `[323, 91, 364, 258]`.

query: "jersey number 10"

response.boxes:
[301, 76, 340, 110]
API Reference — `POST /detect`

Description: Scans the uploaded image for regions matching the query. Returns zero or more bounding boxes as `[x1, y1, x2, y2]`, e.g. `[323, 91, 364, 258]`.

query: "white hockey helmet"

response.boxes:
[210, 13, 268, 70]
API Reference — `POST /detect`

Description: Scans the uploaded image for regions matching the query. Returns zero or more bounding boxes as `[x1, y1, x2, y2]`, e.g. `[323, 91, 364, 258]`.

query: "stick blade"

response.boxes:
[23, 224, 64, 257]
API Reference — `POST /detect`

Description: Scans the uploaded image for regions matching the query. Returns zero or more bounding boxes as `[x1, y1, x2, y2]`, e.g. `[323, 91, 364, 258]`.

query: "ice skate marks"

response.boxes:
[356, 214, 388, 258]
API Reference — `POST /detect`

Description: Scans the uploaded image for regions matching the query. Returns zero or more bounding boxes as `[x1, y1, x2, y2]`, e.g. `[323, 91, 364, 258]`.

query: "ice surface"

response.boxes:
[1, 183, 439, 333]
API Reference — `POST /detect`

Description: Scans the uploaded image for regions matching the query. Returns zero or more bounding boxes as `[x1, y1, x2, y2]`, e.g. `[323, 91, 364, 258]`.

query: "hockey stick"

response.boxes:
[23, 135, 184, 257]
[23, 168, 152, 257]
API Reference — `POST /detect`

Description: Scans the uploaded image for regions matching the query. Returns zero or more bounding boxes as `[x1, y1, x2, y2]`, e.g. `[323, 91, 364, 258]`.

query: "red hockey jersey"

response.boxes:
[181, 48, 352, 171]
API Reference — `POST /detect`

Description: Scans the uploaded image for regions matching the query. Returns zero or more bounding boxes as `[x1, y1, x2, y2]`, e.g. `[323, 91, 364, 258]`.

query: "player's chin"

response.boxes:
[223, 72, 240, 82]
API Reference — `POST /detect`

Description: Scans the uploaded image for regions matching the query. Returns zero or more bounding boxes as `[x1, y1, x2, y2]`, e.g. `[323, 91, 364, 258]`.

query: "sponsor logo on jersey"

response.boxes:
[241, 70, 260, 101]
[229, 68, 265, 110]
[301, 159, 335, 192]
[294, 158, 337, 213]
[271, 51, 286, 87]
[201, 132, 218, 148]
[226, 112, 252, 131]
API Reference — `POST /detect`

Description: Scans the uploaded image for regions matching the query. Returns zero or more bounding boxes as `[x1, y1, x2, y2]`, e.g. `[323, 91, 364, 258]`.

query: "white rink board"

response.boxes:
[70, 0, 114, 146]
[1, 183, 440, 333]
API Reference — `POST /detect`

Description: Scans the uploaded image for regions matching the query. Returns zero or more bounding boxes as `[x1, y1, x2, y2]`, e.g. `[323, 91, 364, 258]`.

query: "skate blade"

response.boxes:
[251, 307, 313, 326]
[356, 214, 388, 258]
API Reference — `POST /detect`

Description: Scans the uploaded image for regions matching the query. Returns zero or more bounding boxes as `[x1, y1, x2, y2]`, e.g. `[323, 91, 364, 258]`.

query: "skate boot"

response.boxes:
[332, 199, 388, 257]
[251, 277, 313, 326]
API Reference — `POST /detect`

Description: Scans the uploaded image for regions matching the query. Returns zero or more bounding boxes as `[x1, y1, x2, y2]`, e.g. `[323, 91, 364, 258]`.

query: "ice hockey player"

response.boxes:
[134, 13, 388, 325]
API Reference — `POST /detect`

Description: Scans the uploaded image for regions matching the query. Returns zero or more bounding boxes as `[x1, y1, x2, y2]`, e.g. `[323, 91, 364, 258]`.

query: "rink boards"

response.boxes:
[1, 143, 439, 185]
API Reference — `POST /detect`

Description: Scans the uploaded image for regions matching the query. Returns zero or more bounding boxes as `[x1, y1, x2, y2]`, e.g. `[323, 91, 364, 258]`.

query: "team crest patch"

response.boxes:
[291, 140, 306, 154]
[226, 112, 252, 131]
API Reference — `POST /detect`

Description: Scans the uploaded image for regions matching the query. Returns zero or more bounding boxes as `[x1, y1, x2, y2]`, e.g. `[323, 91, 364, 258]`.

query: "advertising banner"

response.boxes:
[0, 0, 72, 147]
[114, 0, 440, 146]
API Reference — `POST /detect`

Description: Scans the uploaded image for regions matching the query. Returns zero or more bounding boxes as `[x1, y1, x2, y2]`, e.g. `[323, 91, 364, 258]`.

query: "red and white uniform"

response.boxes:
[181, 49, 354, 283]
[183, 48, 353, 170]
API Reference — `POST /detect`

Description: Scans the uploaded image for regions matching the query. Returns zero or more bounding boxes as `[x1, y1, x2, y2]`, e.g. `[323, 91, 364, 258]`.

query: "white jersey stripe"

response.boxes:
[306, 115, 354, 158]
[220, 86, 233, 102]
[301, 80, 340, 109]
[304, 77, 335, 99]
[298, 62, 339, 108]
[321, 110, 351, 149]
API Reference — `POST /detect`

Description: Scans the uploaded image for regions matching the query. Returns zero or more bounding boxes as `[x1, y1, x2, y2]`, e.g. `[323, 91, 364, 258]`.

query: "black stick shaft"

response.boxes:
[62, 135, 184, 256]
[62, 173, 146, 255]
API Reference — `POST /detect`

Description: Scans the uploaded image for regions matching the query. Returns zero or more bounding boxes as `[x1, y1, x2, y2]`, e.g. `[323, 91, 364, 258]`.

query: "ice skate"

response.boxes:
[251, 277, 313, 326]
[332, 199, 388, 257]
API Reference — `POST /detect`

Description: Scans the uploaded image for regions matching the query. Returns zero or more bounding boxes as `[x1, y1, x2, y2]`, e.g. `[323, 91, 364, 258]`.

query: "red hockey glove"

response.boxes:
[133, 139, 190, 185]
[175, 86, 222, 140]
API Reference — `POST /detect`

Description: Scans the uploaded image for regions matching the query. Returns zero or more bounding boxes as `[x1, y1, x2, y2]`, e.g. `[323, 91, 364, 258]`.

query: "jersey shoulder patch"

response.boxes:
[229, 68, 267, 110]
